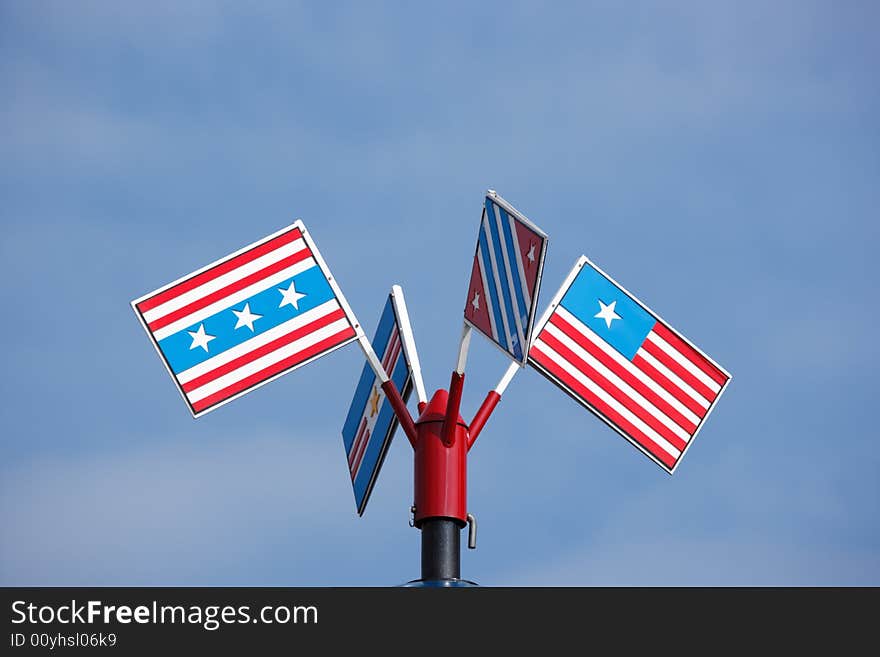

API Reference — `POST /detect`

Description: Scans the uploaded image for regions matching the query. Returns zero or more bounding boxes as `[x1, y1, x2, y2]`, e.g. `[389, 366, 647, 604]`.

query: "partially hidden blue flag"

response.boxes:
[342, 291, 414, 515]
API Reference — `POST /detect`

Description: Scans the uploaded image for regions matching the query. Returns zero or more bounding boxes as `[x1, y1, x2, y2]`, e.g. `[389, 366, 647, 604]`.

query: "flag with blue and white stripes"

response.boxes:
[464, 192, 548, 364]
[341, 293, 413, 515]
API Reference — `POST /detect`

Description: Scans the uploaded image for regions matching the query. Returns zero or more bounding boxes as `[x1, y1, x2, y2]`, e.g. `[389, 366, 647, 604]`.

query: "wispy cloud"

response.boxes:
[500, 536, 880, 586]
[0, 429, 416, 585]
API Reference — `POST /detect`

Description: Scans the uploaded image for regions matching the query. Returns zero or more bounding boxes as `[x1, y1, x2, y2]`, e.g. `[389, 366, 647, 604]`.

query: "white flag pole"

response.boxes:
[494, 360, 520, 395]
[454, 323, 472, 375]
[357, 334, 389, 383]
[391, 285, 427, 406]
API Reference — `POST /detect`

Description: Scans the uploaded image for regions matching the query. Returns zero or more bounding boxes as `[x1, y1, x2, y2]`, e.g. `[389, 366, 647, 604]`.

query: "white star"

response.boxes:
[187, 323, 216, 352]
[527, 243, 536, 264]
[594, 299, 622, 329]
[278, 280, 307, 310]
[232, 303, 262, 331]
[471, 291, 480, 311]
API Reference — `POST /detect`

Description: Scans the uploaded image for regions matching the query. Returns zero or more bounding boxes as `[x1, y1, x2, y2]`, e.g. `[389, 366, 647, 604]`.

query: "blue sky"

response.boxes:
[1, 1, 878, 585]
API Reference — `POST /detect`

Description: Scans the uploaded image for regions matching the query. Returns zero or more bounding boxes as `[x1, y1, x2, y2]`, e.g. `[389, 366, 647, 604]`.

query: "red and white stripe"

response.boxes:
[348, 325, 402, 481]
[348, 418, 372, 482]
[136, 226, 356, 414]
[529, 305, 728, 471]
[182, 301, 354, 413]
[137, 228, 315, 341]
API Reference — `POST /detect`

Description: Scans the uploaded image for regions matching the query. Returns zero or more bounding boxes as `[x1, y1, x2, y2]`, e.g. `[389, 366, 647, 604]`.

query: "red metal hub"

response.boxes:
[412, 388, 468, 527]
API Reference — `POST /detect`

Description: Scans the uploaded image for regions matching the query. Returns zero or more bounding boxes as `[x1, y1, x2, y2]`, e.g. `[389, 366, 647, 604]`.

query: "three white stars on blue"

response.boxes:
[187, 281, 307, 352]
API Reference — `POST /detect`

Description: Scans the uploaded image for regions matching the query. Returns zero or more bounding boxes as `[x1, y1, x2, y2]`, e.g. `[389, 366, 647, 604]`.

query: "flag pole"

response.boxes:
[391, 285, 428, 409]
[357, 334, 389, 383]
[454, 323, 472, 375]
[443, 323, 471, 445]
[356, 334, 418, 448]
[468, 360, 520, 449]
[495, 360, 520, 395]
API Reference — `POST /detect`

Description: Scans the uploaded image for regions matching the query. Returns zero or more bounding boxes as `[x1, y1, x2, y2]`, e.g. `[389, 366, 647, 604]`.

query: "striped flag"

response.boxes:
[131, 222, 360, 417]
[529, 257, 731, 473]
[464, 192, 548, 364]
[342, 291, 414, 515]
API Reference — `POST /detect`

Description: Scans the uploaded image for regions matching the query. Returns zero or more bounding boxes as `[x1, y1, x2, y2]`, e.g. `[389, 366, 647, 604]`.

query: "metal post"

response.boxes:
[420, 518, 460, 581]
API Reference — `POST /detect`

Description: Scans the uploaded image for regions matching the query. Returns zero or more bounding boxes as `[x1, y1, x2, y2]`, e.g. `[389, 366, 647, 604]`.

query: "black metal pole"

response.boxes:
[420, 518, 460, 581]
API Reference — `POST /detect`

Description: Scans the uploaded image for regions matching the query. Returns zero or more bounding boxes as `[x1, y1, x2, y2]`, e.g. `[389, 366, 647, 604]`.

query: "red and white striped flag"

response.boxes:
[131, 221, 360, 417]
[529, 257, 731, 473]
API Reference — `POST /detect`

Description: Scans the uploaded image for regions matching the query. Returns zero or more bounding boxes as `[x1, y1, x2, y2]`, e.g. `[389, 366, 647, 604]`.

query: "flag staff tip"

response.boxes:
[391, 285, 428, 405]
[357, 334, 389, 383]
[495, 361, 520, 395]
[455, 323, 472, 375]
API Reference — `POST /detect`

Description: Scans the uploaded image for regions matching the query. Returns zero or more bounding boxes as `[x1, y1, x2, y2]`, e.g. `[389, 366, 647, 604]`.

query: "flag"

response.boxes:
[529, 257, 731, 473]
[342, 292, 413, 515]
[131, 221, 359, 417]
[464, 192, 548, 364]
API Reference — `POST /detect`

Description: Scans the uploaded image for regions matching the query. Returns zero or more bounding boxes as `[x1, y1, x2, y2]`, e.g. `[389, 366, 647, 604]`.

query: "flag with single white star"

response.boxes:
[529, 256, 731, 474]
[131, 221, 360, 417]
[341, 290, 416, 515]
[463, 191, 548, 364]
